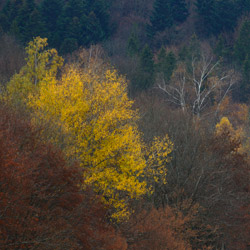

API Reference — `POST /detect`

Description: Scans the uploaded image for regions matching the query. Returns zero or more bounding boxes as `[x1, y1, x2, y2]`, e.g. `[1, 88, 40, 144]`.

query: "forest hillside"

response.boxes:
[0, 0, 249, 249]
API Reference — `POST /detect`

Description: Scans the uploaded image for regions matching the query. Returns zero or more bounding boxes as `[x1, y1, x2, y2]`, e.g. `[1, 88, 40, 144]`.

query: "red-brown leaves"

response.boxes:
[125, 206, 191, 250]
[0, 103, 126, 250]
[122, 203, 216, 250]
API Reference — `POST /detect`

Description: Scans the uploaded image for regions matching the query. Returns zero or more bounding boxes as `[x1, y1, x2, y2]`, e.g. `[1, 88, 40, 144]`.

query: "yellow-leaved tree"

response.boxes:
[6, 37, 63, 106]
[4, 38, 173, 220]
[29, 66, 148, 219]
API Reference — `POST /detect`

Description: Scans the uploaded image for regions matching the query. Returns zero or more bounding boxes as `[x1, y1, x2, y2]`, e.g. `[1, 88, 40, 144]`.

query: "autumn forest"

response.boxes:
[0, 0, 249, 249]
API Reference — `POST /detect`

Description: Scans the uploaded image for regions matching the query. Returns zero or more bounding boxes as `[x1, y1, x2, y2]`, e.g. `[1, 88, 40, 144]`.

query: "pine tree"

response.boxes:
[0, 0, 12, 32]
[214, 35, 232, 60]
[171, 0, 189, 23]
[85, 0, 110, 39]
[148, 0, 188, 37]
[57, 0, 87, 51]
[39, 0, 63, 47]
[83, 11, 104, 46]
[157, 47, 176, 82]
[0, 0, 22, 33]
[234, 20, 250, 64]
[127, 32, 140, 57]
[135, 44, 155, 90]
[140, 45, 154, 72]
[238, 0, 250, 14]
[195, 0, 217, 35]
[149, 0, 173, 36]
[11, 0, 43, 43]
[196, 0, 240, 35]
[243, 55, 250, 81]
[239, 54, 250, 102]
[215, 0, 239, 33]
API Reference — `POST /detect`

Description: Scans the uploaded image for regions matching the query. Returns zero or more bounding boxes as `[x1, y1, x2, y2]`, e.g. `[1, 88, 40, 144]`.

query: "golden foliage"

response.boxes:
[29, 66, 146, 219]
[146, 135, 173, 186]
[5, 37, 63, 105]
[4, 37, 174, 220]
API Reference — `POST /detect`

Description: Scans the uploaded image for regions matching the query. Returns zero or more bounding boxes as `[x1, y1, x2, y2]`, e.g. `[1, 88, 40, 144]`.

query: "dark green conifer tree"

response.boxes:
[85, 0, 111, 39]
[196, 0, 240, 36]
[195, 0, 217, 35]
[135, 44, 155, 90]
[215, 0, 239, 33]
[148, 0, 188, 37]
[57, 0, 87, 52]
[60, 38, 78, 54]
[148, 0, 173, 36]
[214, 35, 232, 60]
[0, 0, 22, 33]
[157, 47, 176, 82]
[39, 0, 62, 48]
[127, 32, 140, 57]
[232, 20, 250, 102]
[171, 0, 189, 23]
[0, 0, 12, 32]
[234, 20, 250, 64]
[243, 55, 250, 81]
[57, 0, 110, 52]
[238, 55, 250, 102]
[84, 11, 104, 45]
[238, 0, 250, 14]
[9, 0, 43, 43]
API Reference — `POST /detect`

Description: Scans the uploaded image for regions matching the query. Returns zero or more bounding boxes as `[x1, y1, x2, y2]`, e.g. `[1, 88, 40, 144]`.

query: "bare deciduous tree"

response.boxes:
[157, 54, 237, 117]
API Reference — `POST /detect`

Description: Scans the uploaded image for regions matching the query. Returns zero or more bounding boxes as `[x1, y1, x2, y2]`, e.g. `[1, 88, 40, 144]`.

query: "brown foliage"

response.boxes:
[136, 92, 250, 249]
[122, 203, 216, 250]
[210, 119, 250, 249]
[0, 103, 126, 250]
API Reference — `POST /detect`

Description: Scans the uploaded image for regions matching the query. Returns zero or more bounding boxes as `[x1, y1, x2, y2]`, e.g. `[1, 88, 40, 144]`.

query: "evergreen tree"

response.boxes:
[178, 45, 189, 61]
[60, 38, 78, 54]
[243, 55, 250, 81]
[157, 47, 176, 82]
[239, 54, 250, 102]
[234, 20, 250, 64]
[148, 0, 173, 36]
[127, 32, 140, 57]
[7, 0, 44, 43]
[233, 20, 250, 102]
[57, 0, 88, 52]
[214, 35, 232, 60]
[83, 11, 104, 46]
[15, 0, 36, 34]
[171, 0, 189, 23]
[56, 0, 110, 52]
[215, 0, 239, 33]
[238, 0, 250, 14]
[39, 0, 62, 48]
[135, 44, 155, 90]
[0, 0, 12, 32]
[0, 0, 23, 33]
[0, 0, 111, 52]
[140, 45, 154, 72]
[196, 0, 240, 36]
[85, 0, 111, 39]
[214, 35, 226, 57]
[148, 0, 188, 37]
[178, 34, 200, 63]
[195, 0, 218, 35]
[0, 13, 8, 33]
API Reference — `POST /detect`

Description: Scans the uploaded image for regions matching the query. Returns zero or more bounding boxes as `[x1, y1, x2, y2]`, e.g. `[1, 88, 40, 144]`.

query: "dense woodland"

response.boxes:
[0, 0, 250, 249]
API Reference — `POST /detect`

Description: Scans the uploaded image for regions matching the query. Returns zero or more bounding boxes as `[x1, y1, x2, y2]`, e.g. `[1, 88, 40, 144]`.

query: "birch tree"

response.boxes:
[157, 54, 236, 117]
